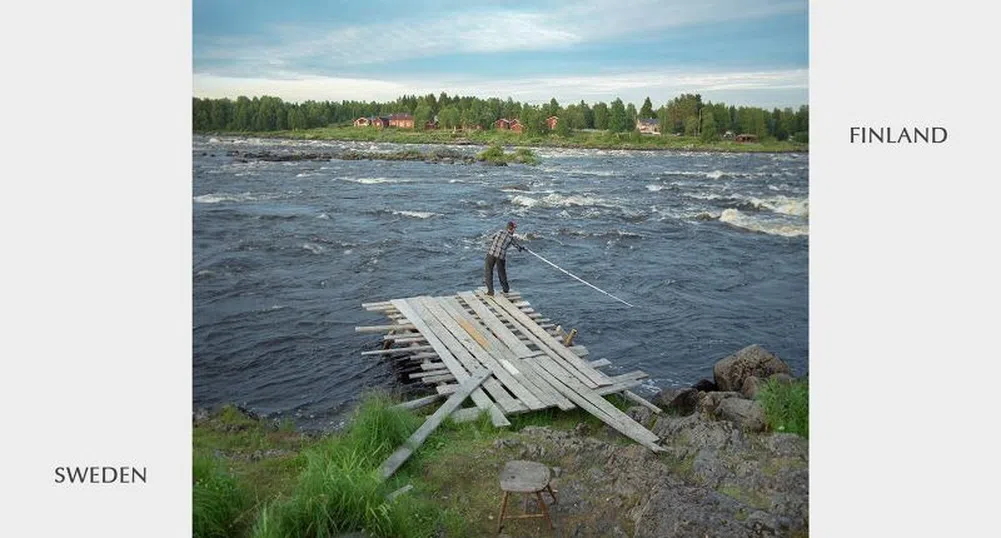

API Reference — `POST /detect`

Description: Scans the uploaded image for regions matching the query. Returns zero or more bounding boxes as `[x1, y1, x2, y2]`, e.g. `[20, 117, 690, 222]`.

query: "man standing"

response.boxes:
[484, 221, 524, 296]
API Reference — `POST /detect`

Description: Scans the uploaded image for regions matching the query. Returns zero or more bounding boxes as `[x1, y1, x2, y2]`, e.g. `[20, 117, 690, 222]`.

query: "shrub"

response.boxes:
[756, 378, 809, 438]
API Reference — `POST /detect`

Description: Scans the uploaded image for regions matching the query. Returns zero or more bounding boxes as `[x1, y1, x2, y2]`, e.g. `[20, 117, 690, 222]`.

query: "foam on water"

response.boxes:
[339, 177, 407, 184]
[390, 210, 441, 219]
[719, 209, 808, 237]
[194, 192, 262, 204]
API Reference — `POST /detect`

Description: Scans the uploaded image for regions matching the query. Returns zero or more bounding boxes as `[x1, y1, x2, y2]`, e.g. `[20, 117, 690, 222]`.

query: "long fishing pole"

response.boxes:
[521, 246, 635, 308]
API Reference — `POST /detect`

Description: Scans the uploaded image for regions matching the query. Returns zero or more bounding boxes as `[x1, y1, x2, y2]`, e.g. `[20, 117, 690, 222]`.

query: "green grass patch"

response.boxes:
[756, 378, 809, 438]
[250, 394, 446, 538]
[475, 143, 540, 165]
[194, 453, 253, 538]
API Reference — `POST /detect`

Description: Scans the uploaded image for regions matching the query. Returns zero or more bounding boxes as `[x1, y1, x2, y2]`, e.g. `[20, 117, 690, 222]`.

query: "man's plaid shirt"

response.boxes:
[487, 228, 518, 260]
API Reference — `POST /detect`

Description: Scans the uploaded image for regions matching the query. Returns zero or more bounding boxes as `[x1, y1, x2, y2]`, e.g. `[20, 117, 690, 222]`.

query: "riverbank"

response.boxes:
[195, 126, 808, 153]
[193, 346, 808, 538]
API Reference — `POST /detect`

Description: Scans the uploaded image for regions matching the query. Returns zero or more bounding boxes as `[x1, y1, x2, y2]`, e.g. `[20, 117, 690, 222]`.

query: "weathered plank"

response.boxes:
[391, 299, 510, 427]
[392, 393, 445, 410]
[406, 297, 526, 416]
[425, 296, 547, 411]
[456, 292, 574, 410]
[527, 354, 662, 450]
[355, 323, 417, 333]
[623, 390, 662, 414]
[361, 345, 435, 356]
[481, 291, 609, 387]
[379, 368, 490, 479]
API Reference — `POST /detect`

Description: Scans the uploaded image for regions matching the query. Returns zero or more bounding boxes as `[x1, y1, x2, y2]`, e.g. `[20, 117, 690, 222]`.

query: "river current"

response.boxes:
[193, 135, 808, 428]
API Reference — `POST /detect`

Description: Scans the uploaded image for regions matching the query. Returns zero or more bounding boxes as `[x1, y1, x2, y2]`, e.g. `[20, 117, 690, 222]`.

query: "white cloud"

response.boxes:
[195, 0, 805, 72]
[194, 67, 808, 108]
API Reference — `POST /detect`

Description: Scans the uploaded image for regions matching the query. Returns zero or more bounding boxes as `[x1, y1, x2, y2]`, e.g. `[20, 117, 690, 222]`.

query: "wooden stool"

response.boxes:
[496, 460, 558, 533]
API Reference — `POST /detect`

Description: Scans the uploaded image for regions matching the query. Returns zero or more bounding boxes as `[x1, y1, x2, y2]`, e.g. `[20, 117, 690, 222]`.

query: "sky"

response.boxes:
[193, 0, 808, 109]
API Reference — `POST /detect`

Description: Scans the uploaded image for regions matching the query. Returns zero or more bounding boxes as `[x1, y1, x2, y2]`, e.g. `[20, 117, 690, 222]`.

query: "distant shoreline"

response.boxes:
[195, 127, 808, 154]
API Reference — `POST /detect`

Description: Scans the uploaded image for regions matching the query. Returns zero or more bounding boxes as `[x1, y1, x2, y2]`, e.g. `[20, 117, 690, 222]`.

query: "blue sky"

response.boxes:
[193, 0, 807, 109]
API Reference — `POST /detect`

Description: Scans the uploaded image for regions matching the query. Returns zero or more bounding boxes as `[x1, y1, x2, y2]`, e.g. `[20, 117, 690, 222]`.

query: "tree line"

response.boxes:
[192, 92, 808, 142]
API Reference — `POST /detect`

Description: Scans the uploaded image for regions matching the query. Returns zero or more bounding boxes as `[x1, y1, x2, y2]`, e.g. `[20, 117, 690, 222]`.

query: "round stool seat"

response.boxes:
[500, 460, 550, 493]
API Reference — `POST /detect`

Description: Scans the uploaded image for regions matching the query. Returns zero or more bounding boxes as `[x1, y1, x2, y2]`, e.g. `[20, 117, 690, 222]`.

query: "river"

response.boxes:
[193, 135, 808, 428]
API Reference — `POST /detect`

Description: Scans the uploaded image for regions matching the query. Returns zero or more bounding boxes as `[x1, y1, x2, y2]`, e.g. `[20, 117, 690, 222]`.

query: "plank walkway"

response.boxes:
[358, 289, 664, 476]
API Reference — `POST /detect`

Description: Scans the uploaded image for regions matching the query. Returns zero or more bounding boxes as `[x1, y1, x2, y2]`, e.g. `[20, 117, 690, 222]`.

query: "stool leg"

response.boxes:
[496, 491, 509, 534]
[546, 483, 558, 505]
[536, 491, 554, 530]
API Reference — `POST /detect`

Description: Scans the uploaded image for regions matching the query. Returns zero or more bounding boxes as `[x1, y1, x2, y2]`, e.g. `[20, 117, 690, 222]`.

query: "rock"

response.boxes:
[713, 345, 792, 392]
[741, 375, 763, 399]
[657, 387, 700, 415]
[691, 378, 717, 392]
[626, 405, 654, 427]
[696, 391, 742, 415]
[715, 398, 767, 432]
[193, 407, 210, 423]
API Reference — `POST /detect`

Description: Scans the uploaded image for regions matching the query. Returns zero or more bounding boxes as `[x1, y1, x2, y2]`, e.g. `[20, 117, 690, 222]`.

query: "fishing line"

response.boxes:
[522, 246, 635, 308]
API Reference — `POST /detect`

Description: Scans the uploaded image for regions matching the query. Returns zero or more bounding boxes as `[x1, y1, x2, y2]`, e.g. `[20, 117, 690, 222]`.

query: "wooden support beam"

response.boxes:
[361, 345, 434, 356]
[379, 368, 490, 480]
[392, 393, 446, 410]
[355, 323, 417, 333]
[623, 390, 662, 414]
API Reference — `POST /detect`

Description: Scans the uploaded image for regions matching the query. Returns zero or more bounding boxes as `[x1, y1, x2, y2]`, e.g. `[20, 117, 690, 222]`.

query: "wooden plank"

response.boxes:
[594, 378, 645, 395]
[393, 393, 445, 410]
[419, 297, 545, 411]
[449, 407, 484, 423]
[481, 291, 609, 388]
[404, 297, 526, 416]
[456, 292, 574, 410]
[588, 358, 611, 368]
[355, 323, 417, 333]
[391, 299, 510, 427]
[379, 368, 490, 479]
[527, 354, 662, 450]
[384, 336, 426, 346]
[624, 390, 662, 414]
[420, 362, 448, 371]
[361, 345, 434, 356]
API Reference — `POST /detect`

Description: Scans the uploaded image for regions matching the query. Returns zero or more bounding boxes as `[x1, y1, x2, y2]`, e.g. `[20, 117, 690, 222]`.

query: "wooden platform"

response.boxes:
[357, 290, 664, 452]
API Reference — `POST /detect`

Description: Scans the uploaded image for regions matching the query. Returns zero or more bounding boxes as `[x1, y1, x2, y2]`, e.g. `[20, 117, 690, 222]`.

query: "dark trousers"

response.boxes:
[484, 255, 509, 294]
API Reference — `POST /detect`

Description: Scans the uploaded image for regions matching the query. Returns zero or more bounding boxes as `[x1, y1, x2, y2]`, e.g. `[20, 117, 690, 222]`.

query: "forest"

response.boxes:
[192, 92, 808, 143]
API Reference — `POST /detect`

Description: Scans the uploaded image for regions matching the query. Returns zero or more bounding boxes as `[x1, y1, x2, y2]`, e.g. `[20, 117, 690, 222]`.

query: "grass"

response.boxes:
[475, 143, 540, 165]
[193, 453, 253, 538]
[756, 377, 809, 438]
[200, 125, 807, 153]
[193, 392, 657, 538]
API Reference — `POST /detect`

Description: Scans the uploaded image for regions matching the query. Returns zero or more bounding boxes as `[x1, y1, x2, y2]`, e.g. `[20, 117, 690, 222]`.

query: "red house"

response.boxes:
[494, 118, 523, 133]
[353, 117, 371, 127]
[546, 116, 559, 130]
[388, 113, 414, 129]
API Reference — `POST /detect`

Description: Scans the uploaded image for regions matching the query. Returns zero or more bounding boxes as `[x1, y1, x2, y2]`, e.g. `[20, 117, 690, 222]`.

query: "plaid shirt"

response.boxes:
[487, 228, 518, 260]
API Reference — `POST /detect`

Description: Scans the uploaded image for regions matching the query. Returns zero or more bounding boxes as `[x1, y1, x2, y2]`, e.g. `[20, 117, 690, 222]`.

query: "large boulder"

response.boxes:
[653, 387, 700, 415]
[713, 345, 792, 392]
[715, 398, 767, 432]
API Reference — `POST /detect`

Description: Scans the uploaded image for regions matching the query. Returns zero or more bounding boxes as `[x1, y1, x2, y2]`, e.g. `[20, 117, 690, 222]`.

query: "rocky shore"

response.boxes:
[194, 344, 807, 537]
